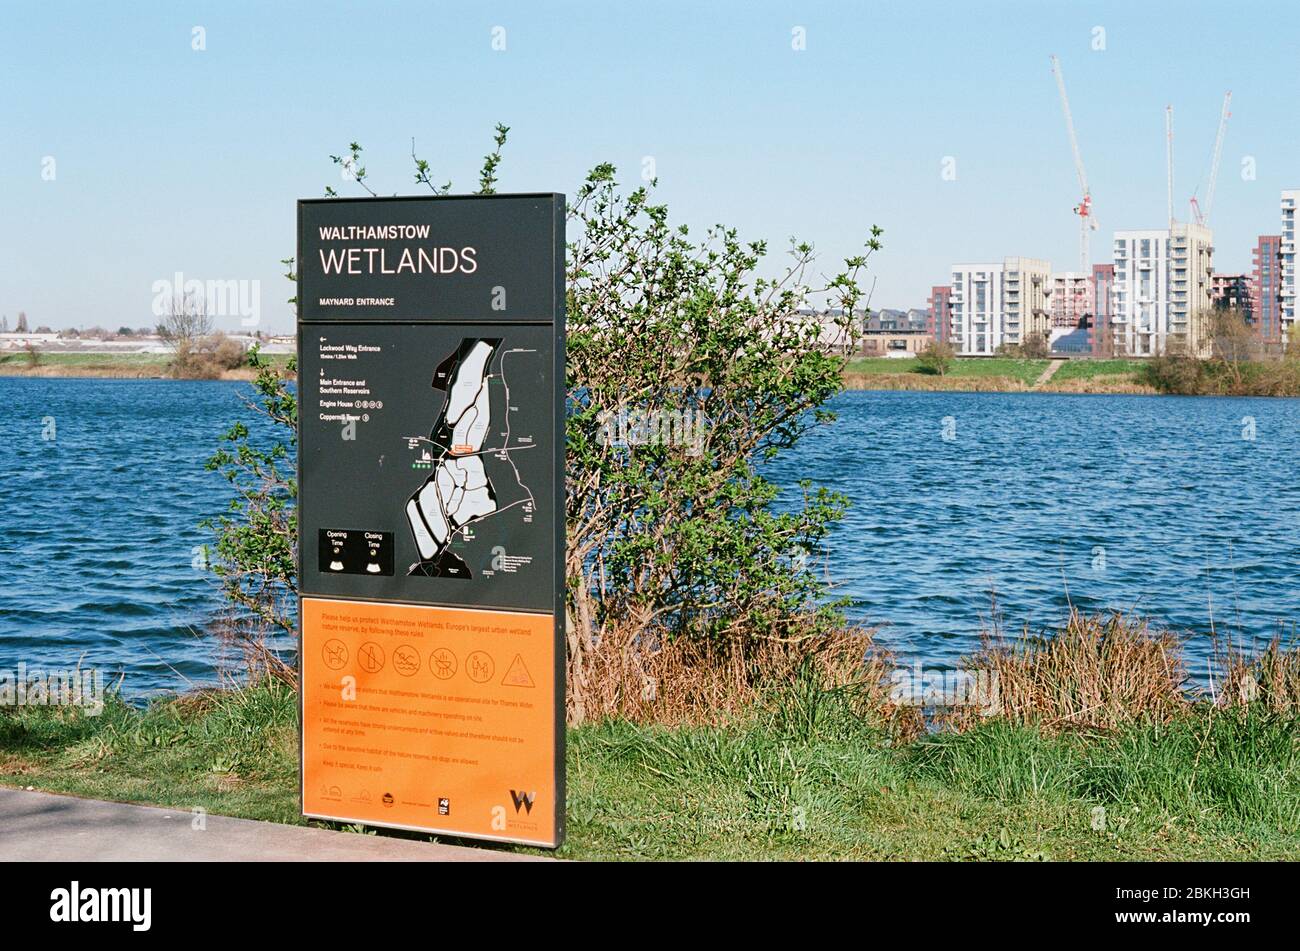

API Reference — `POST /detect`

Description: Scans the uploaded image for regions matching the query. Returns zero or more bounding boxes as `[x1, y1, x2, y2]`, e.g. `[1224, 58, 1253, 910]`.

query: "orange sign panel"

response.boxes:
[301, 596, 560, 847]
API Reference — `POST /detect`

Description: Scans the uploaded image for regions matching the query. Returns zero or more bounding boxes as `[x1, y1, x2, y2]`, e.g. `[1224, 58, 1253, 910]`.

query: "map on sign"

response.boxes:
[404, 338, 537, 579]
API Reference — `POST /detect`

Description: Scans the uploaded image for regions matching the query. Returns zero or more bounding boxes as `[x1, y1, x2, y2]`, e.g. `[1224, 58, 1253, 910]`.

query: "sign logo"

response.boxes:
[509, 790, 536, 814]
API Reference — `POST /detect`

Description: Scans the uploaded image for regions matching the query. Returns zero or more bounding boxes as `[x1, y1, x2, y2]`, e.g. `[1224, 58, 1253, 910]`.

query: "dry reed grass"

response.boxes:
[575, 608, 1300, 738]
[1218, 638, 1300, 714]
[573, 622, 919, 735]
[1038, 377, 1157, 395]
[948, 610, 1190, 732]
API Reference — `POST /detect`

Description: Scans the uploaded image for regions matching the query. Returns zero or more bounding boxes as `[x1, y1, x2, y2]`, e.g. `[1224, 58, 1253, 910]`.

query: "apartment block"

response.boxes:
[1251, 234, 1283, 344]
[927, 285, 952, 343]
[949, 263, 1003, 355]
[1111, 224, 1214, 356]
[1091, 263, 1114, 355]
[1006, 257, 1053, 344]
[1280, 190, 1298, 338]
[949, 257, 1050, 355]
[1211, 272, 1252, 321]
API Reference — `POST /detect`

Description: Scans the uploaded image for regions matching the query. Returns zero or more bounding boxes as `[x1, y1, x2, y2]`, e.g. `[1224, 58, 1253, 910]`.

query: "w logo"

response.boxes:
[509, 790, 536, 814]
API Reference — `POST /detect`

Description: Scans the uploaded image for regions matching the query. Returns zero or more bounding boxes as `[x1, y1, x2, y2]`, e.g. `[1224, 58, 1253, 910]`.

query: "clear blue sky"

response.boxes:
[3, 0, 1298, 332]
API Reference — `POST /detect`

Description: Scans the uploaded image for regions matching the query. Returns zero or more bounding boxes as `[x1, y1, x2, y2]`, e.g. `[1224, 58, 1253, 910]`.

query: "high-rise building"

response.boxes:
[1251, 234, 1283, 344]
[1211, 273, 1253, 319]
[948, 257, 1051, 355]
[1091, 263, 1114, 355]
[1047, 272, 1092, 328]
[1169, 224, 1215, 355]
[1280, 190, 1298, 339]
[949, 263, 1003, 355]
[927, 285, 952, 343]
[1005, 257, 1053, 346]
[1111, 224, 1214, 356]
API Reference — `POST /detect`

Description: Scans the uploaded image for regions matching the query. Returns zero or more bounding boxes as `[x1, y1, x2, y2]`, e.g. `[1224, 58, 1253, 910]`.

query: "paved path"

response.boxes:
[0, 788, 548, 862]
[1033, 358, 1066, 388]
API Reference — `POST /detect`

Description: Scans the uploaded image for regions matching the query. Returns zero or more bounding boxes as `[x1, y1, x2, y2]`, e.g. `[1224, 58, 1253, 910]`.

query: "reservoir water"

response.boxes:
[2, 378, 1297, 695]
[765, 389, 1300, 684]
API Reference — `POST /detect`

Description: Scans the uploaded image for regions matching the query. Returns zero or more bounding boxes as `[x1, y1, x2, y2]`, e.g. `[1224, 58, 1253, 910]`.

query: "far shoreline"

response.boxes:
[0, 355, 295, 383]
[841, 353, 1300, 398]
[842, 372, 1158, 396]
[7, 355, 1300, 399]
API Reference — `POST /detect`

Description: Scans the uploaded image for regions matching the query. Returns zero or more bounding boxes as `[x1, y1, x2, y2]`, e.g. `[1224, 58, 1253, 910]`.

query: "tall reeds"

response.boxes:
[952, 610, 1190, 732]
[578, 608, 1300, 734]
[1218, 638, 1300, 715]
[573, 621, 917, 736]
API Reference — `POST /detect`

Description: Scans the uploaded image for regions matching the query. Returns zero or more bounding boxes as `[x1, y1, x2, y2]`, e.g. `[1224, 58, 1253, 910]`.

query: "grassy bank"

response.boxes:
[0, 350, 295, 380]
[1049, 358, 1148, 382]
[5, 614, 1298, 860]
[843, 353, 1300, 397]
[845, 356, 1046, 391]
[0, 351, 172, 378]
[843, 356, 1157, 394]
[1041, 358, 1153, 394]
[3, 684, 1296, 860]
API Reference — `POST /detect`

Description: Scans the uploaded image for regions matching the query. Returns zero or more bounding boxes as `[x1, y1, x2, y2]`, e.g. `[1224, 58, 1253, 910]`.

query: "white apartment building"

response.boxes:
[1110, 224, 1213, 356]
[1281, 189, 1298, 336]
[948, 257, 1051, 355]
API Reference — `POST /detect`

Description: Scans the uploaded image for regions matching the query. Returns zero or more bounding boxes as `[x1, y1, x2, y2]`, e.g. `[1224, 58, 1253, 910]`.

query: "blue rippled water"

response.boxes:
[0, 378, 272, 696]
[766, 390, 1300, 682]
[1, 379, 1297, 695]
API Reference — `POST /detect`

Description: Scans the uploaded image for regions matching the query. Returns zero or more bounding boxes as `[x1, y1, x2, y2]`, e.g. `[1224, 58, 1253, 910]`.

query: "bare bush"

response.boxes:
[158, 292, 215, 377]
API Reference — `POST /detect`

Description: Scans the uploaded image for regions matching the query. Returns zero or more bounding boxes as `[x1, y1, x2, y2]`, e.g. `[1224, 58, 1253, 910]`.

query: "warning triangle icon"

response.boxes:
[501, 653, 535, 687]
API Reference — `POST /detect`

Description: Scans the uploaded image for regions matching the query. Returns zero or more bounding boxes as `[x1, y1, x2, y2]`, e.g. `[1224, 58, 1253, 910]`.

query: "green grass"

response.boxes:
[0, 685, 303, 825]
[4, 681, 1296, 860]
[1051, 359, 1149, 382]
[846, 357, 1048, 386]
[0, 350, 294, 375]
[0, 351, 169, 366]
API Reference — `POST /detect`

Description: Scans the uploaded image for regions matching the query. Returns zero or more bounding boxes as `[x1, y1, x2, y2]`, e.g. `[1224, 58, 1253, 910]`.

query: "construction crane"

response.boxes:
[1050, 55, 1098, 274]
[1190, 91, 1232, 227]
[1166, 105, 1175, 232]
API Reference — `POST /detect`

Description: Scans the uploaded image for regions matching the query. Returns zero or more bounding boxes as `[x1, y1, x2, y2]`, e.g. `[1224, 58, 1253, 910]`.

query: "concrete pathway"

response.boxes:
[0, 788, 548, 862]
[1033, 358, 1066, 388]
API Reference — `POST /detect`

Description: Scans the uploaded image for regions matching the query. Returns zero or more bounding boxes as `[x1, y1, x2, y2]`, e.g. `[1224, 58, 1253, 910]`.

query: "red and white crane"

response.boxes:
[1050, 55, 1098, 274]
